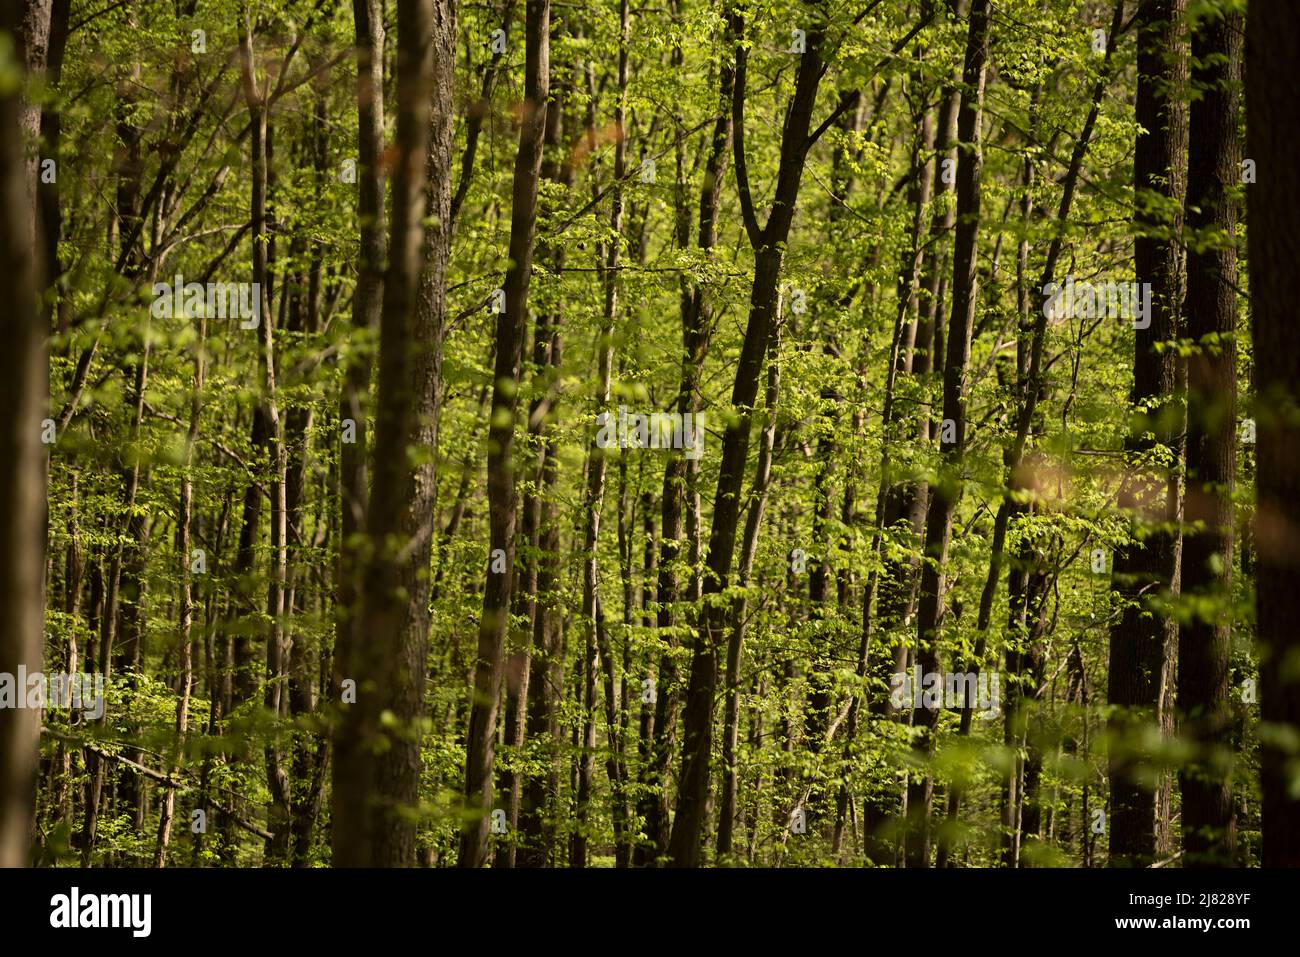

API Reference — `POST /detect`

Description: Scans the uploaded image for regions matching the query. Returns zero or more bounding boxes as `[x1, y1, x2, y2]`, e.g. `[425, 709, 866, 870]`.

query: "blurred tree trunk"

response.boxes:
[1247, 0, 1300, 868]
[332, 0, 386, 851]
[0, 0, 50, 869]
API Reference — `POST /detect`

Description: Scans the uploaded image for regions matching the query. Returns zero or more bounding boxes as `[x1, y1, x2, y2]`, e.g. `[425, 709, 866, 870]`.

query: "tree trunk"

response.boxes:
[1177, 3, 1240, 869]
[512, 28, 575, 867]
[1107, 0, 1186, 868]
[460, 0, 549, 868]
[1246, 0, 1300, 868]
[332, 0, 449, 867]
[238, 14, 292, 866]
[0, 0, 49, 868]
[718, 320, 781, 860]
[668, 10, 830, 866]
[332, 0, 386, 853]
[905, 0, 989, 869]
[155, 315, 205, 867]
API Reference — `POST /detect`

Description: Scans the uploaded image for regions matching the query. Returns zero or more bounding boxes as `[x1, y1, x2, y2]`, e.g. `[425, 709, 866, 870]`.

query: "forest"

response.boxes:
[0, 0, 1297, 871]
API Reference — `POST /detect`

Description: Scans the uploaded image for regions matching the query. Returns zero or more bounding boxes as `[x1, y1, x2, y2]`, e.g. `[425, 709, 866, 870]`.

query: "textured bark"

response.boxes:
[14, 0, 50, 228]
[460, 0, 549, 868]
[332, 0, 449, 867]
[1177, 5, 1240, 868]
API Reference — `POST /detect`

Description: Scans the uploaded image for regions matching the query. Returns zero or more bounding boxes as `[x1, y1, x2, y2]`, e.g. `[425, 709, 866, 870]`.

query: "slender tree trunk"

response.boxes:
[1107, 0, 1187, 868]
[332, 0, 386, 850]
[460, 0, 549, 868]
[634, 15, 734, 867]
[518, 381, 564, 864]
[718, 320, 781, 860]
[238, 15, 293, 866]
[862, 16, 960, 858]
[513, 32, 575, 866]
[668, 10, 831, 866]
[1177, 3, 1240, 869]
[904, 0, 989, 869]
[938, 0, 1125, 865]
[37, 0, 67, 330]
[155, 316, 206, 867]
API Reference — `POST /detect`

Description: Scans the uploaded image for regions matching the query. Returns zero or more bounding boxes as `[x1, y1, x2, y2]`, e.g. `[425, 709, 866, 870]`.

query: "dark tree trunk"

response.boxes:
[905, 0, 989, 869]
[634, 15, 733, 867]
[862, 13, 960, 860]
[1247, 0, 1300, 868]
[515, 71, 571, 860]
[460, 0, 549, 868]
[1107, 0, 1187, 868]
[1178, 4, 1240, 869]
[332, 0, 386, 847]
[668, 10, 830, 866]
[718, 320, 781, 860]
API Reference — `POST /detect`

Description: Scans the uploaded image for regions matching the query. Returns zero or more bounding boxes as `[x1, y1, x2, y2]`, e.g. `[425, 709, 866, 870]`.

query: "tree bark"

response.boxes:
[332, 0, 386, 851]
[1246, 0, 1300, 868]
[0, 0, 49, 869]
[460, 0, 549, 868]
[668, 9, 830, 866]
[1107, 0, 1186, 868]
[904, 0, 989, 869]
[332, 0, 449, 867]
[1177, 3, 1240, 869]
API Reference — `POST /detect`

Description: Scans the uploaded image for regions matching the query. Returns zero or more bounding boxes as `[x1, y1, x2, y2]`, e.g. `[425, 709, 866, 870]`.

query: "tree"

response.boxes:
[1177, 0, 1240, 869]
[0, 0, 49, 870]
[667, 5, 833, 867]
[905, 0, 989, 869]
[1108, 0, 1187, 868]
[1247, 0, 1300, 869]
[460, 0, 550, 869]
[332, 0, 450, 867]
